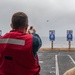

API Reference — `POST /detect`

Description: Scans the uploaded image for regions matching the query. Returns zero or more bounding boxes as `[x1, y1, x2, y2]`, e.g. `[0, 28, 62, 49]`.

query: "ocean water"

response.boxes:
[41, 37, 75, 48]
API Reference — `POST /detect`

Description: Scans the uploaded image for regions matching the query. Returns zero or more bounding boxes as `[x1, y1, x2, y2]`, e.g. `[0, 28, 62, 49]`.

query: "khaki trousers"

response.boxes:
[63, 67, 75, 75]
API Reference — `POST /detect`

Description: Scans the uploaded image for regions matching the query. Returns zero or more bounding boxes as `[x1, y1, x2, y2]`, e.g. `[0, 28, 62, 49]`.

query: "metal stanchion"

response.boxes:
[51, 41, 53, 49]
[69, 41, 71, 49]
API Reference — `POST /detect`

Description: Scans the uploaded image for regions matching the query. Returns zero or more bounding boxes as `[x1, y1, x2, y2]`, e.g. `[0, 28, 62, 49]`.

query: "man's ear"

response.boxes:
[25, 24, 28, 30]
[10, 24, 13, 29]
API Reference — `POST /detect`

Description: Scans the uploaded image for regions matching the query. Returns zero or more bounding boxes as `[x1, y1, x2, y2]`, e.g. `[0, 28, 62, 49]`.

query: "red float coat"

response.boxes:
[0, 30, 40, 75]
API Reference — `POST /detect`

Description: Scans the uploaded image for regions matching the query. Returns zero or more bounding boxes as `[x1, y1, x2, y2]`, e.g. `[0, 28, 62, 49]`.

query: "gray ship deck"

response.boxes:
[38, 50, 75, 75]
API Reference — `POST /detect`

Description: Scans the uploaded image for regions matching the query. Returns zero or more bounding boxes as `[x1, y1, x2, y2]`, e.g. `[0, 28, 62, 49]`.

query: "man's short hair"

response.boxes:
[11, 12, 28, 29]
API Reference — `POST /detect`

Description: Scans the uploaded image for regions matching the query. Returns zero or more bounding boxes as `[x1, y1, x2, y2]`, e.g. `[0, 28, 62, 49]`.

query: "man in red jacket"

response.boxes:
[0, 12, 42, 75]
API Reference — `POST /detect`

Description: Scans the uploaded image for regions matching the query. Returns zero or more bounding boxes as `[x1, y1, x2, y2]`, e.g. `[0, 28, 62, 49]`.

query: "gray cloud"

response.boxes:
[0, 0, 75, 37]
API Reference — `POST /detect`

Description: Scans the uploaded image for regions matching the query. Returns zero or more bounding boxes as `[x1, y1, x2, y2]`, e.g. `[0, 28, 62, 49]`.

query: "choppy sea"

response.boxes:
[41, 37, 75, 48]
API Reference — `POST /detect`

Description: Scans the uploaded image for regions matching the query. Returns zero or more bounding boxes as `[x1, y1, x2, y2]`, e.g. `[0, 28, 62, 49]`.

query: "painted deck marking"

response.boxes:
[68, 55, 75, 64]
[55, 55, 59, 75]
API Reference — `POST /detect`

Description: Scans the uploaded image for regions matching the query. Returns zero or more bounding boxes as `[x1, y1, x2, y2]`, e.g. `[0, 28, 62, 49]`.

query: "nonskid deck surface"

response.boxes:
[38, 50, 75, 75]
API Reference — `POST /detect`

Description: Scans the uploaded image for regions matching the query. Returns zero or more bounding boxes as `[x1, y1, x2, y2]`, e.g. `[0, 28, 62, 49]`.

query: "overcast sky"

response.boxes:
[0, 0, 75, 37]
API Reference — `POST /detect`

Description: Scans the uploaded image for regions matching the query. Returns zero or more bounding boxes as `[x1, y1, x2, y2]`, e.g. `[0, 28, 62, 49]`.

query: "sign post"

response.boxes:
[69, 41, 71, 49]
[49, 30, 55, 49]
[67, 30, 73, 49]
